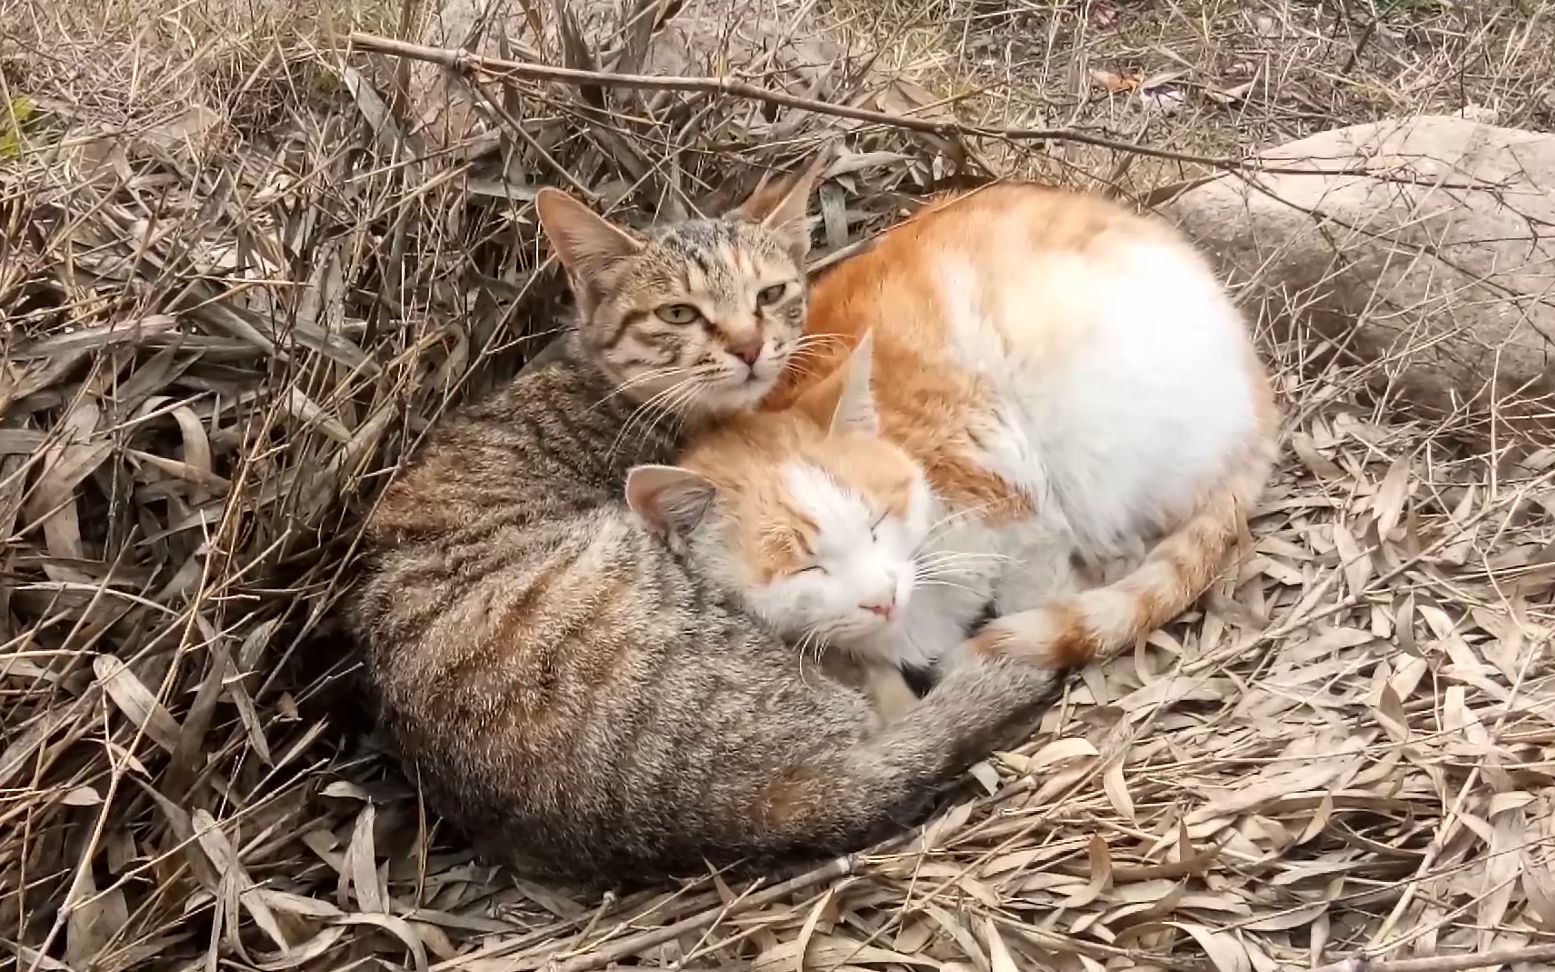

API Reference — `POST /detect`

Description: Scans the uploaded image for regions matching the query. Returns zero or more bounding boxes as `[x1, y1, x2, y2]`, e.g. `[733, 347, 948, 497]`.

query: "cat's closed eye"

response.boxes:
[657, 303, 701, 325]
[796, 564, 827, 576]
[757, 283, 788, 306]
[869, 512, 888, 539]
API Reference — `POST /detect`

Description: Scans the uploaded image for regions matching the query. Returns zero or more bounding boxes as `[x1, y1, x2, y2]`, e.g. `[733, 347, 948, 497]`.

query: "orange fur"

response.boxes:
[679, 411, 920, 585]
[713, 182, 1278, 672]
[771, 183, 1194, 522]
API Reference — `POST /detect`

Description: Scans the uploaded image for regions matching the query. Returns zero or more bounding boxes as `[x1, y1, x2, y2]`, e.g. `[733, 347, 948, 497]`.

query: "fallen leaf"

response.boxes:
[1206, 80, 1255, 105]
[1374, 683, 1410, 743]
[1061, 834, 1113, 908]
[1166, 921, 1251, 972]
[982, 917, 1019, 972]
[333, 914, 430, 972]
[1028, 737, 1101, 769]
[1332, 521, 1372, 598]
[791, 886, 835, 972]
[1104, 760, 1136, 822]
[94, 655, 182, 753]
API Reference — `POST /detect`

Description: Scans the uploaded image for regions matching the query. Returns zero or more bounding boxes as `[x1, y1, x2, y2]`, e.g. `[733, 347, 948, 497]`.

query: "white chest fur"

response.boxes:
[890, 241, 1257, 669]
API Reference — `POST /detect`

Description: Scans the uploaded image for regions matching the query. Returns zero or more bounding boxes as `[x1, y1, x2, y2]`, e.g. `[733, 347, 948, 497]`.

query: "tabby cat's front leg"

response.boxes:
[861, 661, 918, 721]
[818, 650, 917, 724]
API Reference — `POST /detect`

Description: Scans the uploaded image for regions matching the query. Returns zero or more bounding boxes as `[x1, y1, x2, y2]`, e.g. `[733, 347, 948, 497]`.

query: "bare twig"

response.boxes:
[1309, 943, 1555, 972]
[347, 31, 1377, 178]
[545, 839, 903, 972]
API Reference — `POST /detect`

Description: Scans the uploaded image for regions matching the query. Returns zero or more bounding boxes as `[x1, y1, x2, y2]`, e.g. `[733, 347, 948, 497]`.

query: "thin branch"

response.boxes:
[543, 839, 904, 972]
[1309, 943, 1555, 972]
[346, 30, 1381, 179]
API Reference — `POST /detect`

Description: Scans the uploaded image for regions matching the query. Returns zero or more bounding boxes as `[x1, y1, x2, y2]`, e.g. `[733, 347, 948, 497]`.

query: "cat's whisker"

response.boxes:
[791, 332, 850, 352]
[604, 367, 696, 425]
[914, 549, 1017, 566]
[914, 501, 1007, 552]
[609, 401, 670, 459]
[911, 553, 1000, 571]
[913, 564, 978, 581]
[593, 364, 690, 406]
[783, 341, 848, 370]
[784, 345, 835, 362]
[790, 628, 824, 690]
[780, 333, 848, 358]
[592, 362, 726, 425]
[804, 632, 827, 668]
[908, 550, 1020, 572]
[915, 578, 988, 597]
[782, 361, 825, 383]
[912, 562, 993, 583]
[624, 377, 708, 455]
[608, 374, 709, 459]
[792, 627, 829, 671]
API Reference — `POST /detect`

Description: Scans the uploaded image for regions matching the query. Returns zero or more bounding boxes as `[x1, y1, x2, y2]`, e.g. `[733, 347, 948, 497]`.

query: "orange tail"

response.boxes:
[968, 438, 1277, 670]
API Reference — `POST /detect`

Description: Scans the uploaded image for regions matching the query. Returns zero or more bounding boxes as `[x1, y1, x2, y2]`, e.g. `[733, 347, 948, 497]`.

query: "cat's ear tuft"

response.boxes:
[626, 465, 717, 539]
[729, 149, 828, 260]
[799, 332, 878, 437]
[536, 188, 644, 304]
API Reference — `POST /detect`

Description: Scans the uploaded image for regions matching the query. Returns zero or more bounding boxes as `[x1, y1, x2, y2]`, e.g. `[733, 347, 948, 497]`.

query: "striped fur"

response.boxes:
[350, 173, 1060, 882]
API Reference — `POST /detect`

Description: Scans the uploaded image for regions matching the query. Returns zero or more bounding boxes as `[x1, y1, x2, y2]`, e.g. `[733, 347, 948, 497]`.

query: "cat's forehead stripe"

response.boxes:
[784, 461, 867, 524]
[682, 259, 706, 296]
[731, 243, 752, 276]
[803, 439, 917, 518]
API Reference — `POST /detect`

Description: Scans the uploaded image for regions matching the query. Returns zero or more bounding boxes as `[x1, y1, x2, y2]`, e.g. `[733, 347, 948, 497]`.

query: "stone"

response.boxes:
[1163, 116, 1555, 445]
[411, 0, 854, 150]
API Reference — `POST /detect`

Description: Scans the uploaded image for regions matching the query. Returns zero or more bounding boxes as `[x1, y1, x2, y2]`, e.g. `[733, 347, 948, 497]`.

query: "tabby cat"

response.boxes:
[626, 183, 1279, 709]
[350, 163, 1059, 881]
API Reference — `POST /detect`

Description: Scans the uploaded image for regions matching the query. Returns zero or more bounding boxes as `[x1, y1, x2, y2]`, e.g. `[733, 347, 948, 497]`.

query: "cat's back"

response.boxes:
[353, 350, 915, 878]
[778, 184, 1200, 398]
[784, 183, 1271, 542]
[358, 357, 670, 726]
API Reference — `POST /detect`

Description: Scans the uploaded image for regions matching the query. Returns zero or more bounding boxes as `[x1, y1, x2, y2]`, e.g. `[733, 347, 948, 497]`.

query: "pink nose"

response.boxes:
[727, 339, 763, 366]
[861, 597, 896, 620]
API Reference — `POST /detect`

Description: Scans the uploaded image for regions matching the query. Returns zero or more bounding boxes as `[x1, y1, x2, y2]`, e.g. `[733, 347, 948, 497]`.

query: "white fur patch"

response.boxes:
[735, 462, 927, 663]
[938, 240, 1256, 557]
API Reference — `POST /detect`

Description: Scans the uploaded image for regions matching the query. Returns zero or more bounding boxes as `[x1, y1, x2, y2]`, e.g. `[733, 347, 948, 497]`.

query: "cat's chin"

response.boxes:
[696, 374, 780, 415]
[827, 627, 902, 667]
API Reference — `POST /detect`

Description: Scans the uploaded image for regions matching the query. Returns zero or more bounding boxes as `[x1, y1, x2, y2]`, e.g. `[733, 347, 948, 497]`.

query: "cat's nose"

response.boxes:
[861, 596, 897, 621]
[727, 338, 763, 367]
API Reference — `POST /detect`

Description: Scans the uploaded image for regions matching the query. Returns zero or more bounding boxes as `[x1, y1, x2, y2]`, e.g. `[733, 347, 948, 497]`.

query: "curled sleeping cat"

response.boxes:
[627, 183, 1280, 716]
[351, 159, 1060, 882]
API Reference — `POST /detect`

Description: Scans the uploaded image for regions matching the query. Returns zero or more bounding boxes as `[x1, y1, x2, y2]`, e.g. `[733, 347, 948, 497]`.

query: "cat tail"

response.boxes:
[747, 659, 1058, 860]
[967, 437, 1277, 671]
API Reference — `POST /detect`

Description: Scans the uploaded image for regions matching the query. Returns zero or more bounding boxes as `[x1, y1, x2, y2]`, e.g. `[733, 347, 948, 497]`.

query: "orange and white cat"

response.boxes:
[627, 183, 1279, 713]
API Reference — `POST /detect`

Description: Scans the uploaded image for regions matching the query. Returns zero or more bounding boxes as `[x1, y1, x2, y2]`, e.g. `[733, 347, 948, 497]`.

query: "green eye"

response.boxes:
[756, 283, 787, 306]
[656, 303, 700, 325]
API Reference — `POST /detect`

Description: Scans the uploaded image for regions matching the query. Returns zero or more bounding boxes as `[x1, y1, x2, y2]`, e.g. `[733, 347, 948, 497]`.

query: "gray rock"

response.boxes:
[1163, 116, 1555, 445]
[412, 0, 854, 150]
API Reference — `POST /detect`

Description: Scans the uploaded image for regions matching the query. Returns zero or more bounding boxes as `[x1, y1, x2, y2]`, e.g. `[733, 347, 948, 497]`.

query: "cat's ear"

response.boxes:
[801, 332, 878, 437]
[729, 150, 828, 260]
[830, 332, 879, 435]
[536, 188, 644, 304]
[626, 465, 717, 539]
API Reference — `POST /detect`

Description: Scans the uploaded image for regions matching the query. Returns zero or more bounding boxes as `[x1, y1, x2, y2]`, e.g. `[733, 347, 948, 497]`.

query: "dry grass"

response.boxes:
[3, 0, 1555, 970]
[826, 0, 1555, 191]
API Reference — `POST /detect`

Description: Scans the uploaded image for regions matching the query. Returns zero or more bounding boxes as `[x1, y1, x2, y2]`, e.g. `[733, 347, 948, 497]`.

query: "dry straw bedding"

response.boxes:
[3, 2, 1555, 970]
